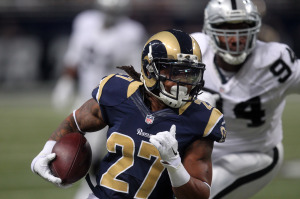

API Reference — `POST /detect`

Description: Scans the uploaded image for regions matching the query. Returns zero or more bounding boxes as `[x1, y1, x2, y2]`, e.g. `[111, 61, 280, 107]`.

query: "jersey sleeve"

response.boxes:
[187, 100, 227, 143]
[253, 42, 300, 96]
[92, 74, 143, 106]
[278, 44, 300, 95]
[204, 107, 226, 143]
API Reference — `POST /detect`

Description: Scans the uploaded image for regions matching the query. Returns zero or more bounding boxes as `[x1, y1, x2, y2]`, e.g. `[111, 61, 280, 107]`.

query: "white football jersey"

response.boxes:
[64, 10, 147, 102]
[192, 32, 300, 161]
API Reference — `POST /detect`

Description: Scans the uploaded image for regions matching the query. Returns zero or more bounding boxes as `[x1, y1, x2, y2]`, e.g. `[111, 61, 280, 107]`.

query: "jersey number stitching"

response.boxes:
[270, 58, 292, 83]
[270, 47, 294, 83]
[233, 96, 265, 127]
[233, 50, 294, 125]
[100, 132, 165, 198]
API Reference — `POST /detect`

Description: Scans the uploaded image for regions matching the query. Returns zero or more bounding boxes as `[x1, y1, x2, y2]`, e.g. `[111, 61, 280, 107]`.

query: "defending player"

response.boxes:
[52, 0, 146, 111]
[193, 0, 300, 198]
[31, 29, 226, 199]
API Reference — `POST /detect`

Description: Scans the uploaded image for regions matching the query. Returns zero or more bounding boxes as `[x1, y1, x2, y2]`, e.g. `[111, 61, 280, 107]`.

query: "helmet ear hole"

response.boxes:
[143, 60, 156, 79]
[142, 60, 151, 77]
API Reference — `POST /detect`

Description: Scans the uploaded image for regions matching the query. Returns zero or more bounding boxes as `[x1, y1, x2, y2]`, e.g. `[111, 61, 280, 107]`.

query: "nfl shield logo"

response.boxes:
[145, 114, 154, 124]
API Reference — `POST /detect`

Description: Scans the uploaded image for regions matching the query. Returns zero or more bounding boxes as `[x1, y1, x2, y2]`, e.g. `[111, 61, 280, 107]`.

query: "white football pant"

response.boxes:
[210, 142, 284, 199]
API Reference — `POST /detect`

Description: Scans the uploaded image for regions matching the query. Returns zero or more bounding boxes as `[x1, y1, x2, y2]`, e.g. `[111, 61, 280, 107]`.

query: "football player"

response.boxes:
[52, 0, 147, 111]
[193, 0, 300, 198]
[31, 29, 226, 199]
[50, 0, 147, 198]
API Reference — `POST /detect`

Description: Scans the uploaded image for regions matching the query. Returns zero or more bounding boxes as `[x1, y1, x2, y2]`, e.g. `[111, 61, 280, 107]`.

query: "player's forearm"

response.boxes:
[48, 99, 106, 141]
[173, 177, 211, 199]
[49, 113, 79, 141]
[164, 160, 211, 199]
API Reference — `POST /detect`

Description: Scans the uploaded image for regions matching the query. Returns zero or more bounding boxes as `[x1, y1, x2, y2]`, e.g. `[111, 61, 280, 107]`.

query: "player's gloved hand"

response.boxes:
[197, 90, 220, 107]
[149, 125, 181, 168]
[31, 141, 63, 186]
[150, 125, 190, 187]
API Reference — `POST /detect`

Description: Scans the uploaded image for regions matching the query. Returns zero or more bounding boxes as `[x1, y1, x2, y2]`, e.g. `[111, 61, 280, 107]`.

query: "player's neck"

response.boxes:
[215, 55, 243, 72]
[148, 95, 167, 112]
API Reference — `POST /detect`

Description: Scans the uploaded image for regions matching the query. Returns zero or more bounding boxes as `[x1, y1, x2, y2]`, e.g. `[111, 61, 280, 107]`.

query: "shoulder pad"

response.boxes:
[204, 107, 226, 143]
[92, 74, 143, 106]
[73, 10, 104, 31]
[185, 99, 226, 143]
[251, 41, 292, 69]
[190, 32, 211, 56]
[118, 17, 147, 39]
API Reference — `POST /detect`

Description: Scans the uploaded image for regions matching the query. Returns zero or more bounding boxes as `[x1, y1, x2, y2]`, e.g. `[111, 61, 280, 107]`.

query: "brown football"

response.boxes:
[50, 133, 92, 185]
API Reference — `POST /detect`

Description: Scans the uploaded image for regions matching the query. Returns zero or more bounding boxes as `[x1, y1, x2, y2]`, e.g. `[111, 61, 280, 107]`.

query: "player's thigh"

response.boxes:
[210, 143, 284, 199]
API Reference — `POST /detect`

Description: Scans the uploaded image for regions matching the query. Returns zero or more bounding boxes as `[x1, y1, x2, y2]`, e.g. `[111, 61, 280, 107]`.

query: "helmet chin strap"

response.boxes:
[159, 84, 189, 108]
[219, 52, 247, 65]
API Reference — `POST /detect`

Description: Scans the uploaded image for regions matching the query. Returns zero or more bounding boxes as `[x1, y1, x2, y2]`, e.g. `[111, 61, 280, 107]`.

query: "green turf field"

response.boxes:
[0, 87, 299, 199]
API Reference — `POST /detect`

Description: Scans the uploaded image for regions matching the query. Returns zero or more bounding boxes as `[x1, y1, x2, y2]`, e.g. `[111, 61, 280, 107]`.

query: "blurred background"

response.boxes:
[0, 0, 299, 198]
[0, 0, 299, 89]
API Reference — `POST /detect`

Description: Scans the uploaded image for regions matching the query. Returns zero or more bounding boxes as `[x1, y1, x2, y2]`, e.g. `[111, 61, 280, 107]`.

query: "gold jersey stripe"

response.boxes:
[128, 81, 143, 98]
[179, 101, 192, 115]
[203, 108, 223, 137]
[116, 74, 133, 82]
[97, 74, 116, 102]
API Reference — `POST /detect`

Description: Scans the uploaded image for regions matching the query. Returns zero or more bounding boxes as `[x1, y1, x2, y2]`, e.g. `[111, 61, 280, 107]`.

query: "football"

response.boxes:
[50, 133, 92, 185]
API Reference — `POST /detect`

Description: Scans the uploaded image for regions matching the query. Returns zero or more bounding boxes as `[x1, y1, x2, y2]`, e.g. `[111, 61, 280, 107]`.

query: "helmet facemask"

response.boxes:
[141, 46, 205, 108]
[203, 0, 261, 65]
[206, 21, 260, 65]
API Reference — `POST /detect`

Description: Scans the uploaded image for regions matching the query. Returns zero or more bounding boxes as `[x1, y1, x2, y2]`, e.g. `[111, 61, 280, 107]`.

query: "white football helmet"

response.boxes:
[140, 29, 205, 108]
[203, 0, 261, 65]
[96, 0, 131, 15]
[95, 0, 131, 27]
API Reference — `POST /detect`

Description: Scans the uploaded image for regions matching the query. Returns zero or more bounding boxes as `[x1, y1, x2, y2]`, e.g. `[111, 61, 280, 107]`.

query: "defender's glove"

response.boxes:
[150, 125, 190, 187]
[31, 141, 63, 187]
[197, 90, 220, 107]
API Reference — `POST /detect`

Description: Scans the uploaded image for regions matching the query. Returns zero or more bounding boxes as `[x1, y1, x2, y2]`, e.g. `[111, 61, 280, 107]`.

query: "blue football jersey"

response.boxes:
[90, 74, 226, 199]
